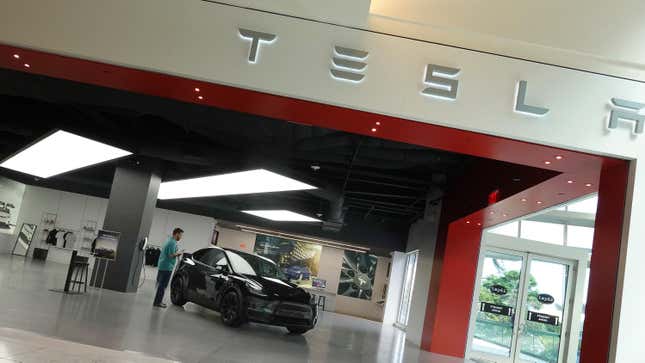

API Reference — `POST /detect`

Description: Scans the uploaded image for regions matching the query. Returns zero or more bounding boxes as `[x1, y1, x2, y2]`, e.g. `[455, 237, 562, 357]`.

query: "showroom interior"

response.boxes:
[1, 1, 643, 363]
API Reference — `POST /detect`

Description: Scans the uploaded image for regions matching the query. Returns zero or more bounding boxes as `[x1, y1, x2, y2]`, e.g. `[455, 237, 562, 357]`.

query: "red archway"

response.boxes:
[0, 44, 627, 362]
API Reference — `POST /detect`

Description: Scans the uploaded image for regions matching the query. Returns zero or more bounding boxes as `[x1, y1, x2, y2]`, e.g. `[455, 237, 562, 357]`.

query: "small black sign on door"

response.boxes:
[527, 311, 560, 326]
[489, 284, 508, 296]
[537, 293, 555, 304]
[480, 302, 514, 316]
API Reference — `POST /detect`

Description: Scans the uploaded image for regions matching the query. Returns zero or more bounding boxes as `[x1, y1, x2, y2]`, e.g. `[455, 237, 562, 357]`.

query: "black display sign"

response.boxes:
[537, 293, 555, 304]
[480, 302, 514, 316]
[527, 311, 560, 326]
[489, 284, 508, 296]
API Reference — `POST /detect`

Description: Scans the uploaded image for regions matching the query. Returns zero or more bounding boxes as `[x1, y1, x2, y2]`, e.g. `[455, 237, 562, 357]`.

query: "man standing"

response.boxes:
[153, 227, 184, 308]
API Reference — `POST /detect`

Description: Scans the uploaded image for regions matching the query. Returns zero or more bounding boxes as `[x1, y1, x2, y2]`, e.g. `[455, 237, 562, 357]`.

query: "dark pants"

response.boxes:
[154, 270, 172, 305]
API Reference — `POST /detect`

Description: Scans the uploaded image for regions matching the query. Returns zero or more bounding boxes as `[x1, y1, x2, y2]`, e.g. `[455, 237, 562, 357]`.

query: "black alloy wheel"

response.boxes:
[220, 291, 243, 327]
[170, 277, 187, 306]
[286, 326, 310, 335]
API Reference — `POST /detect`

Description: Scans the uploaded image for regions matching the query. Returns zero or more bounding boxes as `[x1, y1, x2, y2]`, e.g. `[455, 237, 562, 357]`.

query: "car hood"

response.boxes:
[244, 275, 311, 304]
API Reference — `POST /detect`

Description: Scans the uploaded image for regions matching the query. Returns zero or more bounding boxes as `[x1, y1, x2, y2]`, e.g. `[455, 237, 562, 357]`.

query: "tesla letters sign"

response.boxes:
[237, 27, 644, 135]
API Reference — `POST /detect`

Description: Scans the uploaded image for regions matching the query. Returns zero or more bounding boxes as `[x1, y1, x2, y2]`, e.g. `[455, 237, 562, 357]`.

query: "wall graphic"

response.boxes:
[338, 251, 378, 300]
[0, 176, 25, 235]
[253, 234, 322, 288]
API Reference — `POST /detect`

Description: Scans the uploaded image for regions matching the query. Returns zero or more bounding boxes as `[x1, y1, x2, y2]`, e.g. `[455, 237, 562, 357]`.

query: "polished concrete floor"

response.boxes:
[0, 327, 175, 362]
[0, 255, 471, 363]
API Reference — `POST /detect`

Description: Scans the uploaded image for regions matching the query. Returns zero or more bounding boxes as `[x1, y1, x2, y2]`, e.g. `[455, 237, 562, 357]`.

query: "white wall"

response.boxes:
[149, 208, 215, 254]
[0, 185, 215, 263]
[369, 0, 645, 82]
[216, 227, 256, 253]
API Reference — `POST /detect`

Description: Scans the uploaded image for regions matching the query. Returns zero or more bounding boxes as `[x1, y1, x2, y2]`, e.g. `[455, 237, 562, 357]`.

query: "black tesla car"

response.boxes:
[170, 246, 318, 334]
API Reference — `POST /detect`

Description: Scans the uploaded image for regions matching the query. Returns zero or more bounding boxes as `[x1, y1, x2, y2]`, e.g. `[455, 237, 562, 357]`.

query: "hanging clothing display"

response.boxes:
[62, 231, 75, 248]
[46, 229, 58, 245]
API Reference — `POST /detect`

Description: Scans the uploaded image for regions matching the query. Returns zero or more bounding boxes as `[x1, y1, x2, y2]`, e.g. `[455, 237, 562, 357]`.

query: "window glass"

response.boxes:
[204, 249, 226, 267]
[520, 221, 564, 245]
[488, 222, 519, 237]
[567, 196, 598, 214]
[225, 250, 286, 279]
[567, 226, 594, 250]
[192, 249, 208, 262]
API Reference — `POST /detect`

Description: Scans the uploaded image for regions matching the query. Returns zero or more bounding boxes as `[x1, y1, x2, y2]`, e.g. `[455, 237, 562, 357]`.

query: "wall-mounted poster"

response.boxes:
[0, 176, 25, 235]
[338, 251, 378, 300]
[92, 229, 120, 261]
[254, 234, 322, 288]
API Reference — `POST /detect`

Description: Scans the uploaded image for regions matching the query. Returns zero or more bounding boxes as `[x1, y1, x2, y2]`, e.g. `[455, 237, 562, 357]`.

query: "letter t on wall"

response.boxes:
[238, 28, 277, 63]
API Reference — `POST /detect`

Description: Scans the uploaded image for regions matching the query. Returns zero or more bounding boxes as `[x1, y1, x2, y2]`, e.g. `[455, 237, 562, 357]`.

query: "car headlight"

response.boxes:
[246, 280, 267, 297]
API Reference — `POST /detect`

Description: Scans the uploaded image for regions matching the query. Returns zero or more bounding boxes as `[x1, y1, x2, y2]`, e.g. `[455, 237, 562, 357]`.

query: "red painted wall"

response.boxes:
[423, 159, 629, 360]
[428, 221, 483, 355]
[579, 160, 629, 363]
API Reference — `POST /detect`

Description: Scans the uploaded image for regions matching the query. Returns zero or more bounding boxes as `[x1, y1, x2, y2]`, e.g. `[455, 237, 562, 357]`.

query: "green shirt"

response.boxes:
[158, 237, 178, 271]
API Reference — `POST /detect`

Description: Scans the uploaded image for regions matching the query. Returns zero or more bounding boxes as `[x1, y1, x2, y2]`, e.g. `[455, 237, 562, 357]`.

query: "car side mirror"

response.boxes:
[214, 265, 229, 275]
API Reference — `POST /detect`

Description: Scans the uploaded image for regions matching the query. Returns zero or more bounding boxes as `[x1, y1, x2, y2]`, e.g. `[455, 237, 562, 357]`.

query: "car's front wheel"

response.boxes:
[220, 290, 243, 327]
[170, 276, 187, 306]
[286, 326, 310, 335]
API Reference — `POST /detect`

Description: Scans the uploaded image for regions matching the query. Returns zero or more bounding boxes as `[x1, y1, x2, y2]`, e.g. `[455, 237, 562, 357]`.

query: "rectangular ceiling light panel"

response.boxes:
[157, 169, 316, 200]
[0, 130, 132, 178]
[242, 210, 321, 222]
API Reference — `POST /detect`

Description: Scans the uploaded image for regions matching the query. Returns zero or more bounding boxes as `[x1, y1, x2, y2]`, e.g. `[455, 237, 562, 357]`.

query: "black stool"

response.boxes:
[70, 261, 89, 293]
[317, 295, 326, 311]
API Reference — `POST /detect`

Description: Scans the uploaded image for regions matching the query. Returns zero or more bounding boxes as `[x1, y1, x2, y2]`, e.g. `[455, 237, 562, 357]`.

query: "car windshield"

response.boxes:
[225, 250, 287, 280]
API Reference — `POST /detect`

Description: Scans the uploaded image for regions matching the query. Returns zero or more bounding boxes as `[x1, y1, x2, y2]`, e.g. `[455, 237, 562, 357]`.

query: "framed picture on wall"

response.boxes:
[253, 234, 322, 288]
[337, 251, 378, 300]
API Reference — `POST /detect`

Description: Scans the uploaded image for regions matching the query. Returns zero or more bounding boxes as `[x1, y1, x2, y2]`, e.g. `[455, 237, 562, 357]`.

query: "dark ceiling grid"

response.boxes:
[0, 68, 551, 254]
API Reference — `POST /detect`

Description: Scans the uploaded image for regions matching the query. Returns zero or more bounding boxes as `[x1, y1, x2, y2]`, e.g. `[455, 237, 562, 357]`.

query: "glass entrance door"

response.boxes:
[468, 248, 574, 363]
[396, 251, 418, 327]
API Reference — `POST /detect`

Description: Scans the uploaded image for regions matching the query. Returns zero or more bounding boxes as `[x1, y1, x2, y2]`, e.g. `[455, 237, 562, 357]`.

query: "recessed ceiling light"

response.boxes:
[371, 128, 377, 132]
[585, 183, 592, 187]
[489, 211, 495, 215]
[194, 87, 200, 92]
[466, 220, 471, 224]
[555, 155, 564, 160]
[521, 198, 527, 202]
[197, 95, 204, 100]
[537, 201, 543, 204]
[502, 213, 508, 217]
[158, 169, 316, 200]
[12, 54, 19, 59]
[477, 222, 482, 226]
[24, 63, 30, 68]
[567, 180, 574, 184]
[242, 210, 321, 222]
[376, 122, 381, 126]
[544, 161, 551, 165]
[0, 130, 131, 178]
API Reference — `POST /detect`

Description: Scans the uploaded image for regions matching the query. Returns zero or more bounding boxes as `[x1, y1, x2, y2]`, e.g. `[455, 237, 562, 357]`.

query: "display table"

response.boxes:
[32, 248, 48, 261]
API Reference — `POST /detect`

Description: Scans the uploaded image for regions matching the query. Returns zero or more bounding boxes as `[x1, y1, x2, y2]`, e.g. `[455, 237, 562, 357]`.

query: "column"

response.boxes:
[92, 165, 160, 293]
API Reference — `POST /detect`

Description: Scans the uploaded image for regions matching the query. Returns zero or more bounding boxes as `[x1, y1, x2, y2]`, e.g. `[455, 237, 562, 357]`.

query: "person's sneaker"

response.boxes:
[153, 303, 167, 308]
